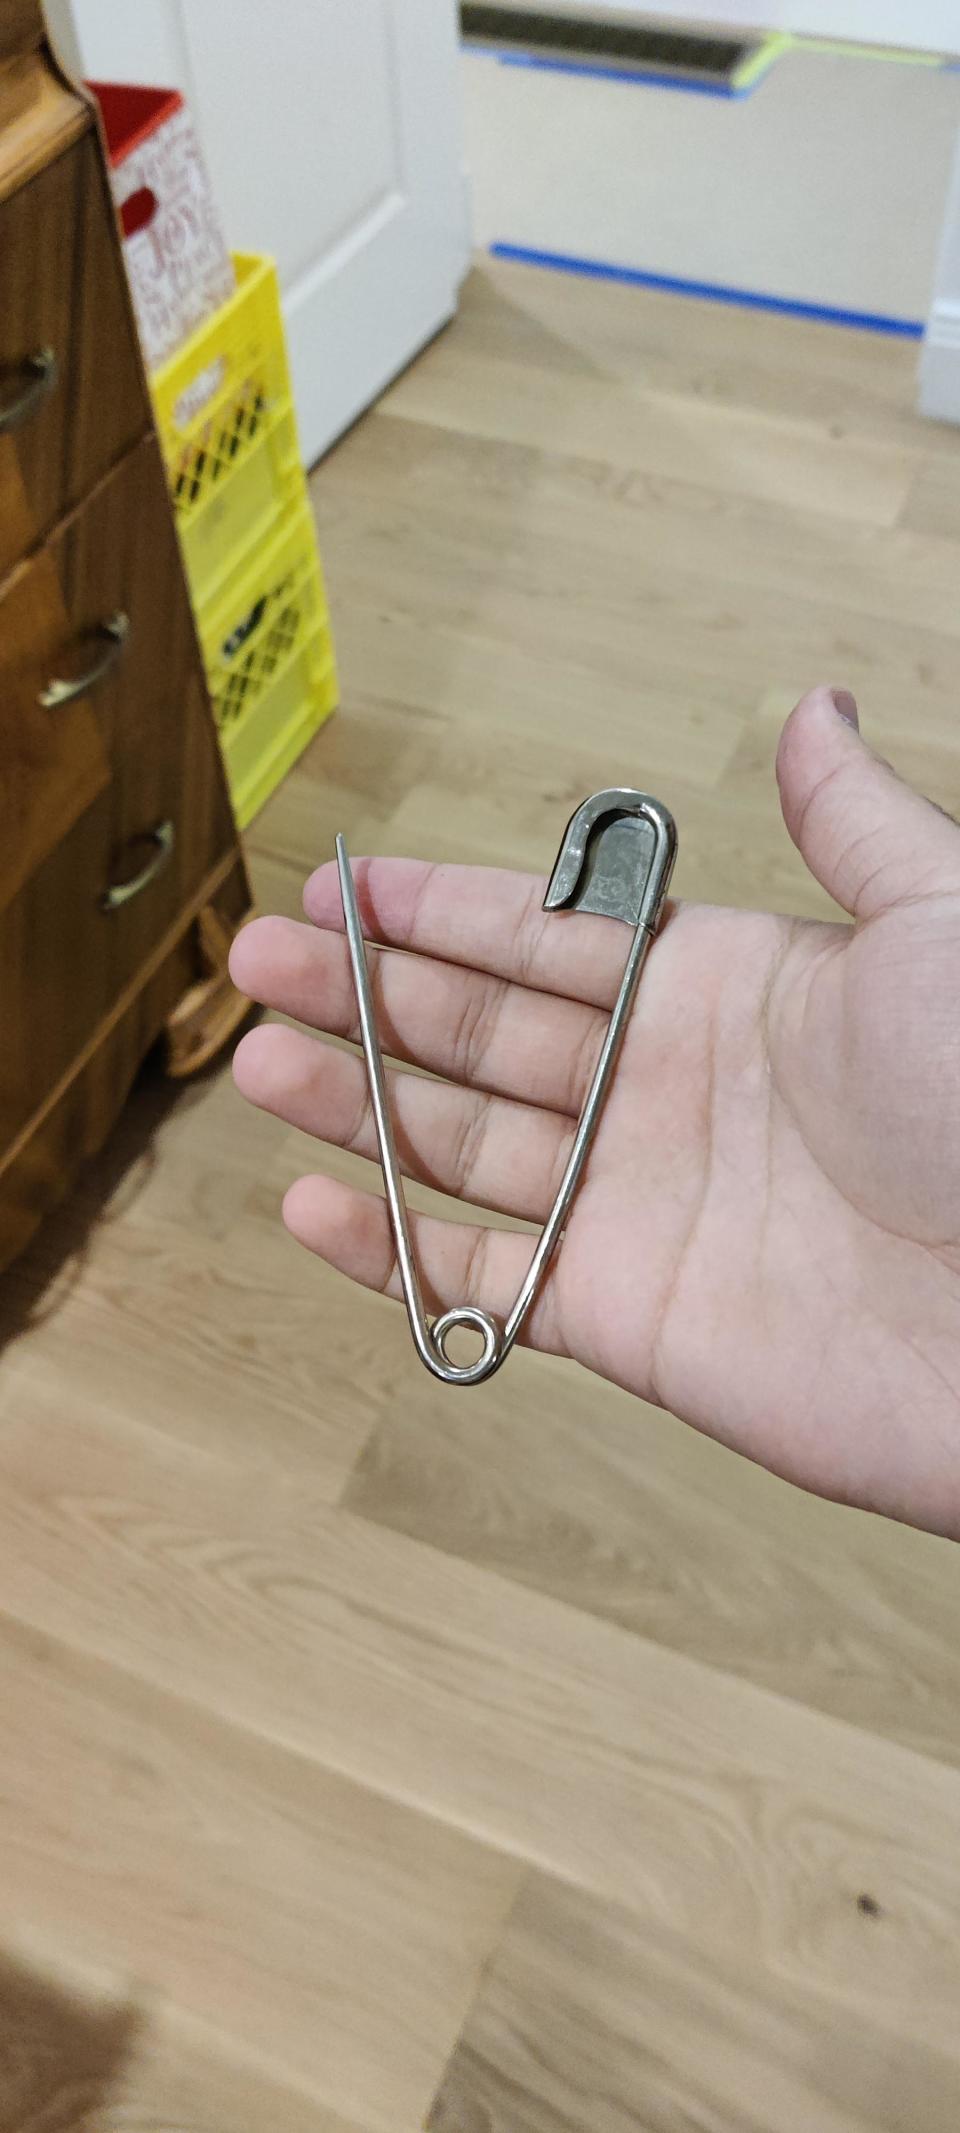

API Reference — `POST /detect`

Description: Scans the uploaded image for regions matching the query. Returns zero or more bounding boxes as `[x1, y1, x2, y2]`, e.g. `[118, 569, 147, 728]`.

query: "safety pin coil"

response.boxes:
[336, 788, 676, 1386]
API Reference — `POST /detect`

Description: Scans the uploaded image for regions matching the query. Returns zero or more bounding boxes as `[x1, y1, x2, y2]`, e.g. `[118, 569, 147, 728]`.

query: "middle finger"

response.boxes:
[230, 915, 606, 1116]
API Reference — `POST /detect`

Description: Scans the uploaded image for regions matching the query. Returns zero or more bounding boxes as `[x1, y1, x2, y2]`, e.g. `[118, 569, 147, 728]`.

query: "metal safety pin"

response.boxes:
[336, 789, 677, 1387]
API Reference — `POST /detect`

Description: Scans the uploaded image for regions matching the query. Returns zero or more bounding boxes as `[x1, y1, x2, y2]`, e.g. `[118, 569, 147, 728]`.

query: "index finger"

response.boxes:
[303, 857, 639, 1010]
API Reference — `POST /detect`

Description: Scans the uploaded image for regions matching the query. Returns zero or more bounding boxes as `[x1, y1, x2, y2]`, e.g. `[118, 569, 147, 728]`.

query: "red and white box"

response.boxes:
[90, 81, 235, 373]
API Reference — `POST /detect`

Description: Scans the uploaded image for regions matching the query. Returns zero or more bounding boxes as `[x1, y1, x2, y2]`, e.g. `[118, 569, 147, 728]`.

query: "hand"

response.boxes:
[229, 686, 960, 1539]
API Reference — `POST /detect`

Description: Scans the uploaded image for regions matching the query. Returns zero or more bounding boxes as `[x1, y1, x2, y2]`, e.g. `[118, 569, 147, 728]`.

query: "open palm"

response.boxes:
[231, 688, 960, 1539]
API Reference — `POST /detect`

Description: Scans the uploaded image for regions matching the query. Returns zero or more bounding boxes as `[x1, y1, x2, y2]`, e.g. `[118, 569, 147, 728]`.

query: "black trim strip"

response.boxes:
[460, 6, 753, 81]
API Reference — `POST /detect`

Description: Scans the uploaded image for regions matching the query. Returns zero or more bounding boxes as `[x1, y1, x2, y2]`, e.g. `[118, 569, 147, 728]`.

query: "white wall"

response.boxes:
[45, 0, 191, 83]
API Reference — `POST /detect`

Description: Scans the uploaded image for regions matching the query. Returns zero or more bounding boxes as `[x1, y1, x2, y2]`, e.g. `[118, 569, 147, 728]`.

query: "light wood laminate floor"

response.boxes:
[3, 258, 960, 2129]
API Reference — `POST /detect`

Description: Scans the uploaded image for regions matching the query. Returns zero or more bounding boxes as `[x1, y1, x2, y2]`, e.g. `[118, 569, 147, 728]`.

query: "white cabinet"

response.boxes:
[48, 0, 471, 463]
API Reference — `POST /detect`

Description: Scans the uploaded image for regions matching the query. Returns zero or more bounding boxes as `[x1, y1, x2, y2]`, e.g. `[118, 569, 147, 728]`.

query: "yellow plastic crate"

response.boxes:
[196, 500, 338, 829]
[151, 252, 303, 606]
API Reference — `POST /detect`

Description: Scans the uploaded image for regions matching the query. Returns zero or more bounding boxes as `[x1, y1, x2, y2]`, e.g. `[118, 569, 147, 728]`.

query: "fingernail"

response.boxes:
[830, 688, 859, 730]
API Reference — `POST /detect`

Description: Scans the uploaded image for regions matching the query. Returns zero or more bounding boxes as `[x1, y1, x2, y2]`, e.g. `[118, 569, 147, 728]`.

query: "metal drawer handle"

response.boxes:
[39, 611, 130, 709]
[0, 346, 58, 435]
[101, 819, 175, 912]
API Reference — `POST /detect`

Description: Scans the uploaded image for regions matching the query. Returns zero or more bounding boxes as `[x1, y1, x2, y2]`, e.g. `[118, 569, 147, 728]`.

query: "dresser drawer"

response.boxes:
[0, 538, 111, 910]
[0, 787, 114, 1149]
[0, 434, 235, 905]
[0, 127, 148, 579]
[0, 437, 236, 1148]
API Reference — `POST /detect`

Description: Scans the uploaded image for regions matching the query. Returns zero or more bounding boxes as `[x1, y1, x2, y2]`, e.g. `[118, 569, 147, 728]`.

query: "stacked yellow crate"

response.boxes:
[151, 253, 337, 829]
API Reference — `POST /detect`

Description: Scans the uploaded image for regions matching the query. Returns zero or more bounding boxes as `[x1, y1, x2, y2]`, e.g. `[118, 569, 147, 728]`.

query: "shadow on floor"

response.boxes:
[0, 1945, 142, 2131]
[0, 1041, 242, 1360]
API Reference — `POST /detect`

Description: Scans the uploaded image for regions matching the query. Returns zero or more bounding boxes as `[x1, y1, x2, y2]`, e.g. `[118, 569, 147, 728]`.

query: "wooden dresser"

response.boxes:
[0, 0, 254, 1270]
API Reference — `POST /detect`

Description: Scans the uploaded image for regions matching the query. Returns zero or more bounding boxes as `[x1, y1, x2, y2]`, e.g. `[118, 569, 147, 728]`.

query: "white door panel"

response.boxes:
[47, 0, 470, 462]
[179, 0, 468, 460]
[179, 0, 404, 285]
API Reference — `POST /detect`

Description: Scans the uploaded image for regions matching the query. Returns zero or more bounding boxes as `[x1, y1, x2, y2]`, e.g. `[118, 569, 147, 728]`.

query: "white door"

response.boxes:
[48, 0, 471, 463]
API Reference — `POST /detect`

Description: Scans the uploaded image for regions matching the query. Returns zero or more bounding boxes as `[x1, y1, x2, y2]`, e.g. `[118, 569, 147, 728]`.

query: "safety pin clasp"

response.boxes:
[336, 789, 676, 1386]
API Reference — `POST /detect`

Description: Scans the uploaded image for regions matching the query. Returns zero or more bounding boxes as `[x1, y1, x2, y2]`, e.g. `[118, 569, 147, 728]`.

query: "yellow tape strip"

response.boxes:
[730, 31, 792, 92]
[731, 30, 950, 92]
[790, 34, 946, 67]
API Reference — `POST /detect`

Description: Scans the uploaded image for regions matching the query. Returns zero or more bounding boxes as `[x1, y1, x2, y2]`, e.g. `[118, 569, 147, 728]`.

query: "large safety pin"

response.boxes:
[336, 788, 677, 1387]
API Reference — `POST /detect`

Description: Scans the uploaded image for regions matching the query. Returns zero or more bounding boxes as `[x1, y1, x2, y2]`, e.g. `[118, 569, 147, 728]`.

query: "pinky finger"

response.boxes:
[282, 1173, 568, 1361]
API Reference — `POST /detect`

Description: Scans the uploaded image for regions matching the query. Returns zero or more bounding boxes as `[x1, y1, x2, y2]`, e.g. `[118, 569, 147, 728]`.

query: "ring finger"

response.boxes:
[233, 1021, 574, 1221]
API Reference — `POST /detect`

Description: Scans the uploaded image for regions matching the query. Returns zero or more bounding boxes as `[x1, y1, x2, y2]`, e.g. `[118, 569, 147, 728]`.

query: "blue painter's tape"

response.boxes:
[493, 51, 750, 97]
[489, 242, 925, 339]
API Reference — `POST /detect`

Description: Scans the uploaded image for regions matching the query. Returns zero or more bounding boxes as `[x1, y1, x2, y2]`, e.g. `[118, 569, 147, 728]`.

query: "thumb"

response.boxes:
[776, 685, 960, 921]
